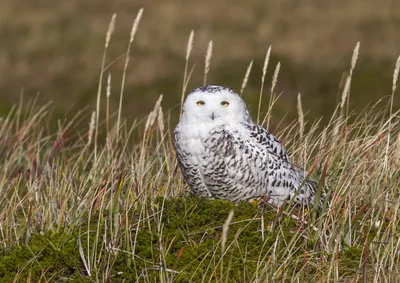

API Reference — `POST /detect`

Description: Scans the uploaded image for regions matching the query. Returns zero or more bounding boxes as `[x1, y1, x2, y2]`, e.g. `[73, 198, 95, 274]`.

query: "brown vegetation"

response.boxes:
[0, 0, 399, 125]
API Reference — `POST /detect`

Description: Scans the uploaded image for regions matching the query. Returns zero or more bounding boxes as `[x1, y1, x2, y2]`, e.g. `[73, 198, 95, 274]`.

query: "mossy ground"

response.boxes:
[0, 196, 375, 282]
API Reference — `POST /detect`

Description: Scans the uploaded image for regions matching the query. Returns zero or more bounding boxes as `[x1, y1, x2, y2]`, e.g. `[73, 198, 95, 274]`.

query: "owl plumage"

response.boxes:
[174, 85, 323, 207]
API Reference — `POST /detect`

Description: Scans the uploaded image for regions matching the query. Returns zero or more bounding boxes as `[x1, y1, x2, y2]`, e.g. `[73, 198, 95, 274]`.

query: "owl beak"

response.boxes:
[210, 112, 215, 120]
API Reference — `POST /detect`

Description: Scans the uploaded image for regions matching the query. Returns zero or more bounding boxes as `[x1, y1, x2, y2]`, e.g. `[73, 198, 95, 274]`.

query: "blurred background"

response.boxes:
[0, 0, 399, 129]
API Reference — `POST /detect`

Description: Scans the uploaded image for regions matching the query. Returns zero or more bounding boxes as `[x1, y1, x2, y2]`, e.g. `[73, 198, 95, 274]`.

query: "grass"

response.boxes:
[1, 11, 400, 282]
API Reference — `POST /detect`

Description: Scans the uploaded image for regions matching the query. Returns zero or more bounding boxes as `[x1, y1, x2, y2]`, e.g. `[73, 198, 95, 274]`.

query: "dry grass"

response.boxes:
[1, 8, 400, 282]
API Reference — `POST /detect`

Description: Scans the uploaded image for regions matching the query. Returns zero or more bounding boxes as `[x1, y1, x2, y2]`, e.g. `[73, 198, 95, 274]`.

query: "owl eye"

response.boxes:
[196, 101, 205, 106]
[221, 101, 229, 107]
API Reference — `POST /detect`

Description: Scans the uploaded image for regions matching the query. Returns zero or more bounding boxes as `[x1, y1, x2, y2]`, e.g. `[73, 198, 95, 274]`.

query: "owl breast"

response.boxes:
[175, 124, 270, 202]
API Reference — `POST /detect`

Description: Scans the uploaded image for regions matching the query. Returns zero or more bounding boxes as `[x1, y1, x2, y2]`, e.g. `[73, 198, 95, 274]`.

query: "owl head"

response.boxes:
[181, 85, 251, 125]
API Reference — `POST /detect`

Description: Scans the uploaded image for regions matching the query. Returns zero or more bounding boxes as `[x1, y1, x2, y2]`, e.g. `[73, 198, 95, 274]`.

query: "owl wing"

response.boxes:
[219, 123, 319, 205]
[244, 123, 290, 162]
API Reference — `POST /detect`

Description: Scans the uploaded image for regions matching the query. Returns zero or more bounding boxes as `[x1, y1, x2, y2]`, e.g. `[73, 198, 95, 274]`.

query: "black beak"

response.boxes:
[210, 112, 215, 120]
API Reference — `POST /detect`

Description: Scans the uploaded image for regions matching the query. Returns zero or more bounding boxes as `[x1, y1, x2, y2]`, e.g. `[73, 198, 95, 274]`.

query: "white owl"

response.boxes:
[174, 85, 323, 207]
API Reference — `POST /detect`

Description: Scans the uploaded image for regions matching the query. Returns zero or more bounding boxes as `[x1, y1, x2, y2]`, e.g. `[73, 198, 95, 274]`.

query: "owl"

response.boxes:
[174, 85, 324, 208]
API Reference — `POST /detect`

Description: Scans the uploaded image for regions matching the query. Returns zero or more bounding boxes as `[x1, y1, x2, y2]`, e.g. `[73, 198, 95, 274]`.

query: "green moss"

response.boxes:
[0, 196, 377, 282]
[338, 246, 364, 277]
[0, 232, 80, 281]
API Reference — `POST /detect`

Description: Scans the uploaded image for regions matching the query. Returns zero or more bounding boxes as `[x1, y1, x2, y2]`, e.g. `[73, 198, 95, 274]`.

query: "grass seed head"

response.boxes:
[271, 62, 281, 94]
[88, 111, 96, 146]
[204, 41, 213, 79]
[350, 42, 360, 75]
[105, 14, 117, 48]
[186, 30, 194, 61]
[297, 93, 304, 139]
[262, 46, 271, 83]
[130, 8, 144, 44]
[392, 55, 400, 94]
[240, 60, 253, 95]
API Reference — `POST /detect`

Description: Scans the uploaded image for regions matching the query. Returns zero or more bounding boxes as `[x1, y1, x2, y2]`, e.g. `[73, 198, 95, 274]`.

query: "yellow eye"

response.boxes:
[221, 101, 229, 107]
[196, 101, 205, 106]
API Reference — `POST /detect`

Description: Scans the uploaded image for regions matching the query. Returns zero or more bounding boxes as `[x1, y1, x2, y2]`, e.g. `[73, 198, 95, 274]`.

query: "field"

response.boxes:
[1, 5, 400, 283]
[1, 0, 400, 125]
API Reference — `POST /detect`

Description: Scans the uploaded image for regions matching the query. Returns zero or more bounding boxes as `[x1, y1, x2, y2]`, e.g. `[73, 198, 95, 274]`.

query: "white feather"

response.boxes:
[174, 86, 323, 207]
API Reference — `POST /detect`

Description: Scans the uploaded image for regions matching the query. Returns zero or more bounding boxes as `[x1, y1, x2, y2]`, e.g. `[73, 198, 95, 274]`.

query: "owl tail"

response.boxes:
[292, 165, 324, 208]
[305, 178, 326, 209]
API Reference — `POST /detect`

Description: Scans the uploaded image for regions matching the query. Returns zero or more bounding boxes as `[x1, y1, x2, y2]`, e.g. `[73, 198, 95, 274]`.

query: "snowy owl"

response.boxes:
[174, 85, 323, 207]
